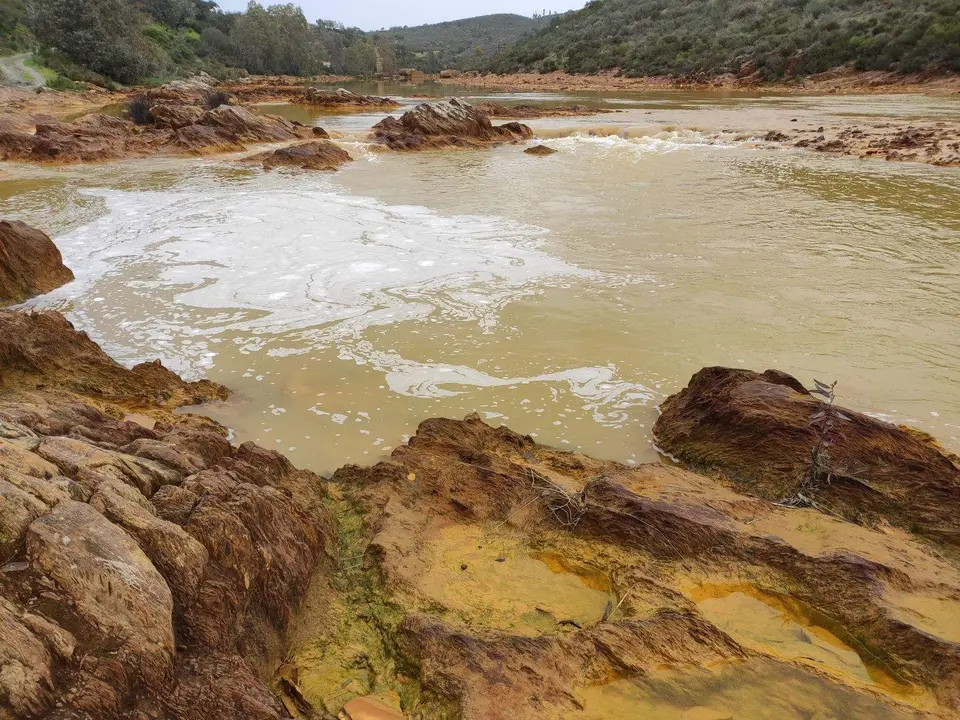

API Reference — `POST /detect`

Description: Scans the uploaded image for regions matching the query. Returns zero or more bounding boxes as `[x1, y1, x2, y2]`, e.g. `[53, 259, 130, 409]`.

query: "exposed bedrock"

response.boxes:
[0, 310, 335, 719]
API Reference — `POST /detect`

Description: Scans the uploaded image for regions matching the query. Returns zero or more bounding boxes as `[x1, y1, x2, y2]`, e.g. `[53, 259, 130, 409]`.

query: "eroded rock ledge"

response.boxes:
[0, 310, 334, 719]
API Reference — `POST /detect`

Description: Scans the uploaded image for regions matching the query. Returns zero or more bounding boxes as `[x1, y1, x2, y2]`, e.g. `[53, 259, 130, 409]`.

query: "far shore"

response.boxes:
[433, 69, 960, 96]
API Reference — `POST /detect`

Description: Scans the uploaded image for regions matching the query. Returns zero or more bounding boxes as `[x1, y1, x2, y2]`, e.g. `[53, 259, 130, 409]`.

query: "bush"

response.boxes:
[127, 95, 155, 125]
[202, 90, 230, 110]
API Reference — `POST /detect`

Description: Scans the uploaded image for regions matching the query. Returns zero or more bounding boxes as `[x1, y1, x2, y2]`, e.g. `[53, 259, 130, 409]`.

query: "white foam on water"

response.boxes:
[542, 129, 732, 158]
[30, 171, 655, 422]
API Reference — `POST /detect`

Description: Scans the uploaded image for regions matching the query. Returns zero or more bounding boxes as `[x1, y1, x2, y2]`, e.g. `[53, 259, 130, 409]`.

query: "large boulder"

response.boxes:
[0, 220, 74, 306]
[652, 367, 960, 548]
[371, 99, 533, 151]
[249, 140, 353, 171]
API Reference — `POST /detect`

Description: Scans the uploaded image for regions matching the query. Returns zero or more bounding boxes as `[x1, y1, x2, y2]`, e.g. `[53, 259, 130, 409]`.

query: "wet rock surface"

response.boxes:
[249, 140, 353, 171]
[0, 221, 74, 307]
[653, 367, 960, 549]
[524, 144, 558, 156]
[0, 309, 334, 719]
[278, 414, 958, 719]
[372, 99, 533, 151]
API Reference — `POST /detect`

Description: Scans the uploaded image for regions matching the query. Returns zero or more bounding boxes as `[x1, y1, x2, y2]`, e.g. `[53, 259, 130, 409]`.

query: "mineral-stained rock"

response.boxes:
[0, 220, 74, 306]
[524, 144, 558, 156]
[652, 367, 960, 548]
[0, 114, 160, 163]
[321, 414, 960, 718]
[0, 311, 335, 719]
[0, 310, 227, 407]
[301, 87, 401, 109]
[371, 99, 533, 151]
[250, 140, 353, 171]
[150, 103, 205, 130]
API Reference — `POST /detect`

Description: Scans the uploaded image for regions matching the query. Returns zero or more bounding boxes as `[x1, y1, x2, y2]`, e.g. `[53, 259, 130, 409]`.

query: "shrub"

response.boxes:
[202, 90, 230, 110]
[127, 95, 155, 125]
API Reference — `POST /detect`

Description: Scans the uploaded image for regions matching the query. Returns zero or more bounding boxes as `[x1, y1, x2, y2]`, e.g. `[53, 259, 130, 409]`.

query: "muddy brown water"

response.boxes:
[4, 85, 958, 475]
[2, 83, 959, 718]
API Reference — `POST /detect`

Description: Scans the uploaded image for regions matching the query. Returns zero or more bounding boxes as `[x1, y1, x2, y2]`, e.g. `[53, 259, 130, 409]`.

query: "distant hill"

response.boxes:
[488, 0, 960, 78]
[373, 13, 552, 72]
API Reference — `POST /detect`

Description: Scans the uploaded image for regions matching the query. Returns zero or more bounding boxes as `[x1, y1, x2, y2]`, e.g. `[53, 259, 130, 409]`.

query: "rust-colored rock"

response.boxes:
[150, 103, 205, 130]
[0, 114, 160, 163]
[0, 220, 74, 306]
[0, 310, 226, 407]
[301, 87, 401, 109]
[250, 140, 353, 171]
[653, 367, 960, 548]
[317, 414, 960, 718]
[371, 99, 533, 151]
[0, 312, 335, 719]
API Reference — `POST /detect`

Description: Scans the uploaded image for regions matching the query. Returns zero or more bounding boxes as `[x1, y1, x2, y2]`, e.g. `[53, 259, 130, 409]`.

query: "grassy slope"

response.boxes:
[488, 0, 960, 78]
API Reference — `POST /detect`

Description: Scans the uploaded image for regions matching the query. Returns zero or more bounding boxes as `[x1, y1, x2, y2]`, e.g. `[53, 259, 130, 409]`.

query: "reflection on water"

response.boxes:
[2, 89, 959, 475]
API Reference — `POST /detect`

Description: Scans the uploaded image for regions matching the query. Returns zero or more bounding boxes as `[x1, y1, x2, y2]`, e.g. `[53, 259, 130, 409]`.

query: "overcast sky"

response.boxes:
[216, 1, 586, 31]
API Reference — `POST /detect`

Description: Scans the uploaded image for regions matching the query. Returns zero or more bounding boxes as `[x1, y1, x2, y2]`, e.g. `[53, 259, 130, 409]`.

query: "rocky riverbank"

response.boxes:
[437, 69, 960, 96]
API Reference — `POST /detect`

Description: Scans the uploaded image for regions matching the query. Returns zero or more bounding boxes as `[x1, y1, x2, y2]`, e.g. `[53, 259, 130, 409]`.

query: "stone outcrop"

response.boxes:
[0, 309, 334, 719]
[653, 367, 960, 549]
[300, 88, 401, 109]
[0, 221, 74, 306]
[249, 141, 353, 171]
[0, 310, 226, 407]
[371, 99, 533, 151]
[0, 104, 318, 163]
[0, 114, 163, 163]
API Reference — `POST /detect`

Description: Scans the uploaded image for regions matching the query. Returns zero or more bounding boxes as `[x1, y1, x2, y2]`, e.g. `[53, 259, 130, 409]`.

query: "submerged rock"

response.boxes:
[250, 140, 353, 171]
[653, 367, 960, 548]
[0, 221, 74, 306]
[524, 144, 558, 156]
[301, 87, 401, 109]
[0, 309, 334, 719]
[371, 98, 533, 151]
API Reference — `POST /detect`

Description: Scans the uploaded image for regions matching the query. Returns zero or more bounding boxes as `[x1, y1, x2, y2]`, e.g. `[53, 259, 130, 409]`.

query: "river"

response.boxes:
[3, 82, 959, 474]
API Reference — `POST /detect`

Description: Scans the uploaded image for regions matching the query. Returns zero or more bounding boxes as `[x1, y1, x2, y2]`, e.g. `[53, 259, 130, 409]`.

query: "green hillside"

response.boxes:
[488, 0, 960, 78]
[373, 13, 551, 72]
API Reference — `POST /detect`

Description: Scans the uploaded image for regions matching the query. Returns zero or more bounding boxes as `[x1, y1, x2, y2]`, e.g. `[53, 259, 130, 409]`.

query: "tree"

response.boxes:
[138, 0, 195, 28]
[28, 0, 164, 83]
[344, 37, 376, 75]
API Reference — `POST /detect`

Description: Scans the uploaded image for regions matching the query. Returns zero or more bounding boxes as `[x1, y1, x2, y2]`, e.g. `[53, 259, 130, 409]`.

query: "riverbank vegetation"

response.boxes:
[488, 0, 960, 78]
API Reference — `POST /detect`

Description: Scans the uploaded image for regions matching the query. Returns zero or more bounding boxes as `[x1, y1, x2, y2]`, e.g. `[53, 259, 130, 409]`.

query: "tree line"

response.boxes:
[2, 0, 396, 85]
[488, 0, 960, 78]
